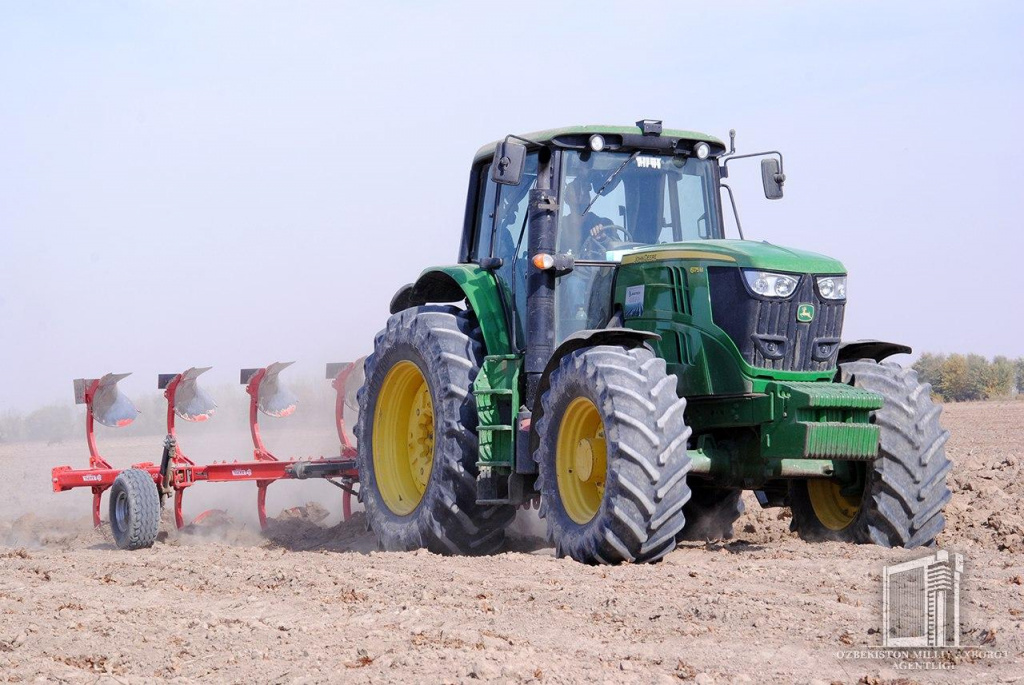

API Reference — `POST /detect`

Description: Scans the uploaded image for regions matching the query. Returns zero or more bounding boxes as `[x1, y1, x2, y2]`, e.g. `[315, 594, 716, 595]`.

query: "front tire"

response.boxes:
[534, 345, 692, 564]
[789, 360, 952, 547]
[356, 306, 514, 555]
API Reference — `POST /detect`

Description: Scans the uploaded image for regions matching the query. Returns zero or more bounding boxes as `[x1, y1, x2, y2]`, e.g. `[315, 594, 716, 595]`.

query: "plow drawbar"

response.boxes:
[51, 361, 363, 549]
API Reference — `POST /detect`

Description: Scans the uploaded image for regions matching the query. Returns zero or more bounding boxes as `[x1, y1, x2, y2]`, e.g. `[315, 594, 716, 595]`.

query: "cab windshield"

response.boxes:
[554, 150, 721, 341]
[557, 150, 721, 261]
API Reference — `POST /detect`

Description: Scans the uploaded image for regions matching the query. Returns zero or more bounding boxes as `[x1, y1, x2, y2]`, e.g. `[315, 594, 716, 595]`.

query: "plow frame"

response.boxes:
[51, 362, 362, 532]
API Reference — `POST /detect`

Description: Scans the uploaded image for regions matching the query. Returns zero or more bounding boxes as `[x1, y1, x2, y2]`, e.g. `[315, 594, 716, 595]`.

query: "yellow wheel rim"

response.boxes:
[372, 361, 434, 516]
[807, 479, 861, 531]
[555, 397, 607, 524]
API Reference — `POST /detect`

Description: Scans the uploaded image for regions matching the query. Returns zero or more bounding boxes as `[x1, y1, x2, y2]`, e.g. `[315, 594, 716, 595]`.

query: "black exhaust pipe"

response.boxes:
[524, 149, 557, 407]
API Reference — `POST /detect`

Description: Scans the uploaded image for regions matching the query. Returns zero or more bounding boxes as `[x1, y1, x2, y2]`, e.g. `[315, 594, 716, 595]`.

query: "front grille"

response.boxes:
[708, 267, 844, 372]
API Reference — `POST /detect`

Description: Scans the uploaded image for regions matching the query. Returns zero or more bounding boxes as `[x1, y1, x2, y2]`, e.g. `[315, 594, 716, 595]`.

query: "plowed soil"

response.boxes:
[1, 401, 1021, 683]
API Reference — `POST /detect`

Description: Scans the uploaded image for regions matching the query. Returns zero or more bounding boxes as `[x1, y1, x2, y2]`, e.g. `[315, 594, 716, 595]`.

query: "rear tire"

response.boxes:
[356, 306, 514, 555]
[789, 360, 951, 547]
[534, 345, 692, 564]
[676, 483, 744, 542]
[109, 468, 160, 550]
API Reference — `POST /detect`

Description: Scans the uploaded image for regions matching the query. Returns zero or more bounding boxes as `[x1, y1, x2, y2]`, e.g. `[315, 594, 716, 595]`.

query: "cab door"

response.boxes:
[469, 153, 540, 350]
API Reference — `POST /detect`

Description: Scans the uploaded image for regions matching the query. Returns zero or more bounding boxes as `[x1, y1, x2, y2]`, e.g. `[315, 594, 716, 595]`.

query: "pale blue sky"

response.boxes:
[1, 1, 1022, 411]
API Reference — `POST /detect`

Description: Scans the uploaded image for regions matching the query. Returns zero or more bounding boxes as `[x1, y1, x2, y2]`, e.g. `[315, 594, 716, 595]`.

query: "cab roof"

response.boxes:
[473, 124, 726, 164]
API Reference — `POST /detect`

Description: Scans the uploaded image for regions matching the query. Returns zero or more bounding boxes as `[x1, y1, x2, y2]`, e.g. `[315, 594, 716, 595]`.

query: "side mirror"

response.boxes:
[761, 158, 785, 200]
[491, 140, 527, 186]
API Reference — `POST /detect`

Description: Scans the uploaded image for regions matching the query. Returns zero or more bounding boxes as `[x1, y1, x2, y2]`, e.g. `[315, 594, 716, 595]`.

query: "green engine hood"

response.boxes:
[620, 239, 845, 274]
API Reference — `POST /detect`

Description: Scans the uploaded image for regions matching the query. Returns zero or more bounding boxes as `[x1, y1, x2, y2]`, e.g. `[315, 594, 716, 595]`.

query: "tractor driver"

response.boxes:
[560, 174, 615, 259]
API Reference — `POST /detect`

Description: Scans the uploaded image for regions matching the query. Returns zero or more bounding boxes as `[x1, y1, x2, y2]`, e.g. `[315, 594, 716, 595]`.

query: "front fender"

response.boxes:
[389, 265, 512, 356]
[528, 328, 661, 454]
[837, 339, 912, 365]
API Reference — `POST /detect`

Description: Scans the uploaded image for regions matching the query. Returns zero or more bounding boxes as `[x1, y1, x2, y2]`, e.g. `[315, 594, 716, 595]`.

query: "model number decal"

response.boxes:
[82, 474, 103, 482]
[232, 469, 252, 477]
[635, 156, 662, 169]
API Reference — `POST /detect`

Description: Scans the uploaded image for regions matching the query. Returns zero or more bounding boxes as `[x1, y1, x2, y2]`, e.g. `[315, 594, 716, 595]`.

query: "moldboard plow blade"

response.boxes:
[74, 373, 138, 428]
[159, 367, 217, 422]
[242, 361, 297, 418]
[326, 358, 366, 414]
[326, 359, 365, 452]
[61, 372, 151, 527]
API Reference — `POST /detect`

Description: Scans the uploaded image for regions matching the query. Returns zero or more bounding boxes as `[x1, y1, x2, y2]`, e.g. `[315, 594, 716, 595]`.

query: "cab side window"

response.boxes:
[472, 163, 498, 260]
[491, 153, 539, 345]
[493, 155, 537, 267]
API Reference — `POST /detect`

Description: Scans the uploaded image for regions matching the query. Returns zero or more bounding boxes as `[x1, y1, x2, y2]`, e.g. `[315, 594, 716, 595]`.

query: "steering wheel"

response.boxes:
[581, 224, 633, 258]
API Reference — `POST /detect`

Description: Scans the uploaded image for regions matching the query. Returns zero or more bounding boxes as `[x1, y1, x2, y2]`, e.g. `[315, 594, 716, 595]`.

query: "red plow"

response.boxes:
[51, 361, 363, 549]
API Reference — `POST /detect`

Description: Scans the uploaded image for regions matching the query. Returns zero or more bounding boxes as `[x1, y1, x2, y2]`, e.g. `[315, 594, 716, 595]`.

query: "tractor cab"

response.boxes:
[462, 122, 740, 348]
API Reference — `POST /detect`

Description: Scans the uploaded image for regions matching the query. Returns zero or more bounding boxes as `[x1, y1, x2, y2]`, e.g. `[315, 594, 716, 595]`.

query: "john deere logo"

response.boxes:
[797, 304, 815, 322]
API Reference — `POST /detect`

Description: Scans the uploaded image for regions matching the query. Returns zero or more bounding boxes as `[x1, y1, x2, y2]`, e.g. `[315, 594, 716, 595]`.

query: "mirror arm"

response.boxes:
[721, 150, 784, 176]
[720, 183, 745, 240]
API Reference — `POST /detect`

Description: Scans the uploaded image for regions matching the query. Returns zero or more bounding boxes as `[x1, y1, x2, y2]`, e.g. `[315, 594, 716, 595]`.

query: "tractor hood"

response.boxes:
[619, 239, 845, 275]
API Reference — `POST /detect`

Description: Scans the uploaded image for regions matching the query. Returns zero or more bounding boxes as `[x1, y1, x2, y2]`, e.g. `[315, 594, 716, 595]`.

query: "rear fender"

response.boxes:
[389, 266, 511, 356]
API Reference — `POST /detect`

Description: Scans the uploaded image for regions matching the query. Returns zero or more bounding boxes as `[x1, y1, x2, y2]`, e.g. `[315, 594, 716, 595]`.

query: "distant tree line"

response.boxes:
[912, 353, 1024, 402]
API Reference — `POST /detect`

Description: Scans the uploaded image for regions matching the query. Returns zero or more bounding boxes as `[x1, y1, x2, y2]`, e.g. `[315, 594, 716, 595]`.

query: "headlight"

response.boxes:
[743, 270, 799, 298]
[816, 275, 847, 300]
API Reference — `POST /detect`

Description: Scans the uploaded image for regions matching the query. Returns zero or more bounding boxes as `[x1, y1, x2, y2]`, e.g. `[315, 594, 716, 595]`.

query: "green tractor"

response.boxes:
[355, 120, 951, 564]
